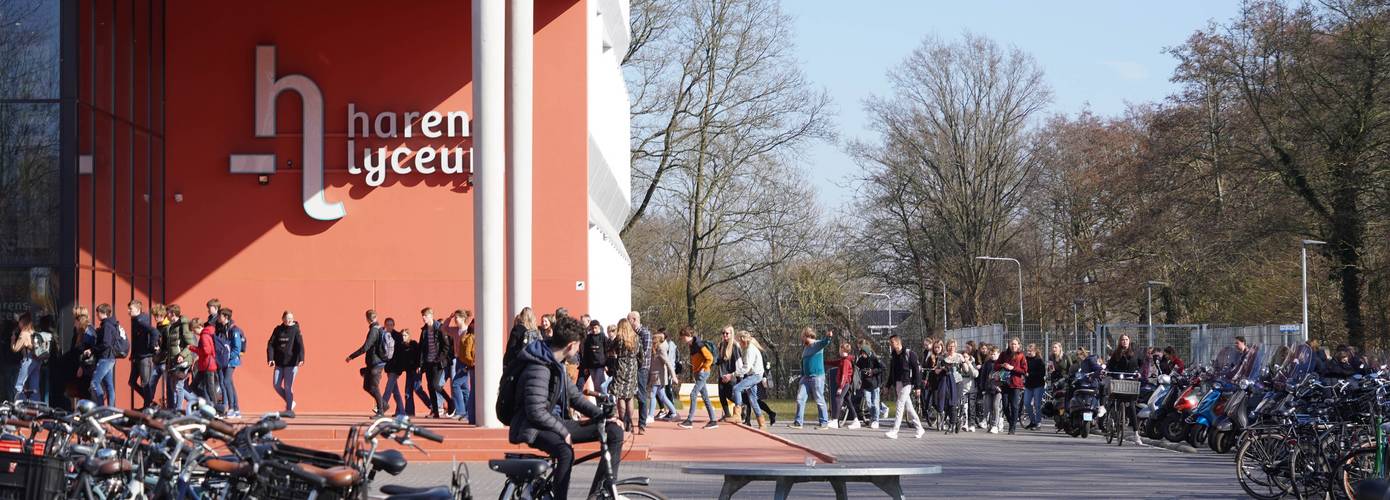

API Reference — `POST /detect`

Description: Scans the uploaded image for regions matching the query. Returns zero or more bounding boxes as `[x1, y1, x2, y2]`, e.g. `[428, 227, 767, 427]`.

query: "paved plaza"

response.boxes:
[376, 421, 1247, 499]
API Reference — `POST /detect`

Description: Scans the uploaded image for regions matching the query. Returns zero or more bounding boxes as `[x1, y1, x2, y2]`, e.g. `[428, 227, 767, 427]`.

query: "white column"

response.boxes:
[473, 0, 507, 428]
[507, 0, 534, 314]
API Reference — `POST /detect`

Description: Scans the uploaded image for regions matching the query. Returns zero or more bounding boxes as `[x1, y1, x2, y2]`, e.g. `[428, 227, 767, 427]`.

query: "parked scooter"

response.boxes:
[1068, 371, 1103, 439]
[1208, 345, 1273, 453]
[1137, 373, 1174, 439]
[1160, 370, 1206, 443]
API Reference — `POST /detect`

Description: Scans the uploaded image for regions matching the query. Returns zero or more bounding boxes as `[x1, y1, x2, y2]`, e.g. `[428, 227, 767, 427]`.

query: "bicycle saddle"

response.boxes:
[84, 458, 134, 476]
[379, 484, 454, 500]
[357, 448, 408, 475]
[203, 457, 253, 477]
[297, 463, 361, 488]
[488, 457, 550, 479]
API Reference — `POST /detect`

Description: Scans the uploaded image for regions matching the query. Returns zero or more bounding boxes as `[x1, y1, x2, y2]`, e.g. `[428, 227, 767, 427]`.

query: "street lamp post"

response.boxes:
[1302, 240, 1326, 344]
[976, 256, 1024, 338]
[1144, 281, 1169, 351]
[1072, 298, 1084, 349]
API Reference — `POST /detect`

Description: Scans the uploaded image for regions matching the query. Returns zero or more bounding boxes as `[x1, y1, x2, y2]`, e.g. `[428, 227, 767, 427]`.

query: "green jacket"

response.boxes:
[1050, 353, 1076, 382]
[156, 318, 198, 367]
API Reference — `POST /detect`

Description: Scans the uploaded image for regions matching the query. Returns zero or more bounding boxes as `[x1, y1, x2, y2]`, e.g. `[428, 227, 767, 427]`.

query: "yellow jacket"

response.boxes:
[690, 340, 714, 374]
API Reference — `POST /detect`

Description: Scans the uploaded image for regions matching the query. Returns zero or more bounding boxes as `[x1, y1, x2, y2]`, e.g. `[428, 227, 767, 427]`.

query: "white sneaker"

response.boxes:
[645, 416, 654, 425]
[827, 421, 839, 429]
[846, 421, 861, 429]
[870, 421, 880, 429]
[914, 427, 925, 439]
[885, 430, 899, 439]
[988, 426, 1000, 434]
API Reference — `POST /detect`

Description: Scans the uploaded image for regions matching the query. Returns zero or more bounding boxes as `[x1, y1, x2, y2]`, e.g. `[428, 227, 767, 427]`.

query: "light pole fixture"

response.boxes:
[1144, 280, 1169, 350]
[1301, 239, 1326, 344]
[976, 256, 1023, 337]
[1072, 298, 1085, 350]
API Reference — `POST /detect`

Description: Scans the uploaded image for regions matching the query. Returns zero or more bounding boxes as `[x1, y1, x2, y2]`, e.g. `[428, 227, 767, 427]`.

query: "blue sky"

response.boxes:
[791, 0, 1242, 209]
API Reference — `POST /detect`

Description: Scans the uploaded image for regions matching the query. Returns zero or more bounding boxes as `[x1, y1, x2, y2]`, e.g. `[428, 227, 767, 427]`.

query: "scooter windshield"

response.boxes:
[1212, 346, 1244, 381]
[1273, 344, 1316, 386]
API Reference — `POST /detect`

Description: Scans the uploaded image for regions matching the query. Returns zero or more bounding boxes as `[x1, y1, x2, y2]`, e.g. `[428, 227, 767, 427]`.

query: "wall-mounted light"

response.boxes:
[257, 175, 270, 186]
[173, 193, 184, 203]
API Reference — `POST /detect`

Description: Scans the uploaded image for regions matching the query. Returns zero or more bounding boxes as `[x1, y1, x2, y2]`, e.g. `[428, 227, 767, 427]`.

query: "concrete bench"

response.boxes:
[682, 463, 941, 500]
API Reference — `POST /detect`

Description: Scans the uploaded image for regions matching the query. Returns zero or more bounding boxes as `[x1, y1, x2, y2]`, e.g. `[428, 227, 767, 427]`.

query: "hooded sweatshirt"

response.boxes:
[508, 340, 601, 445]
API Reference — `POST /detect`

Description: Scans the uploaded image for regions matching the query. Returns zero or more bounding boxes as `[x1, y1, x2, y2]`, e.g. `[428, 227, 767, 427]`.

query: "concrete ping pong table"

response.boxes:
[681, 463, 942, 500]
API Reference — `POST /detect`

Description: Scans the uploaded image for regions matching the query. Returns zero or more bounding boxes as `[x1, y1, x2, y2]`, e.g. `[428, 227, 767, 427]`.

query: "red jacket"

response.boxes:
[995, 351, 1027, 389]
[837, 355, 853, 390]
[194, 324, 219, 372]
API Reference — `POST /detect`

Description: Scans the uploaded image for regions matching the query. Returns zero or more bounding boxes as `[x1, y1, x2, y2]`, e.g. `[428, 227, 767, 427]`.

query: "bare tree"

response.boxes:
[852, 34, 1051, 327]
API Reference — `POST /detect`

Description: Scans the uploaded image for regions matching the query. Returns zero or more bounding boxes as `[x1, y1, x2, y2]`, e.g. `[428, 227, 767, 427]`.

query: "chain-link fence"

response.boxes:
[1093, 323, 1302, 368]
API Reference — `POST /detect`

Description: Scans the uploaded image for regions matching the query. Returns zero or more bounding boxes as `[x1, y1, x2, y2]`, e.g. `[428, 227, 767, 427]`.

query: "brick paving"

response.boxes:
[376, 421, 1248, 499]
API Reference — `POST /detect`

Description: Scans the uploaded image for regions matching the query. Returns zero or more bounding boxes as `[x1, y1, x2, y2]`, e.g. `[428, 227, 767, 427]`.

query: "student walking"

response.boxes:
[216, 308, 246, 417]
[346, 309, 389, 416]
[126, 300, 158, 409]
[647, 330, 679, 422]
[191, 319, 220, 412]
[1023, 343, 1046, 430]
[86, 303, 122, 407]
[578, 320, 609, 393]
[884, 334, 924, 439]
[715, 326, 740, 422]
[448, 310, 476, 423]
[996, 338, 1028, 435]
[10, 313, 41, 402]
[724, 331, 766, 429]
[678, 327, 718, 429]
[855, 341, 886, 429]
[418, 308, 453, 418]
[156, 305, 196, 411]
[978, 344, 1004, 433]
[267, 311, 305, 417]
[790, 327, 833, 429]
[628, 311, 653, 427]
[833, 342, 856, 427]
[382, 319, 408, 416]
[608, 319, 641, 433]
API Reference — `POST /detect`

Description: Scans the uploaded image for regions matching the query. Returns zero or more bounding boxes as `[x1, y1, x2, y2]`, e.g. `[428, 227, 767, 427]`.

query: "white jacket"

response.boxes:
[734, 344, 764, 377]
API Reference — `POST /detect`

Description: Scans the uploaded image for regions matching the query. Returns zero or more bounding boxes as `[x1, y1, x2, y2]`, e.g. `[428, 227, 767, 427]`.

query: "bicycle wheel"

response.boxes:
[1105, 402, 1117, 445]
[1237, 433, 1295, 500]
[617, 484, 669, 500]
[1116, 403, 1128, 447]
[1339, 446, 1382, 500]
[1289, 441, 1333, 500]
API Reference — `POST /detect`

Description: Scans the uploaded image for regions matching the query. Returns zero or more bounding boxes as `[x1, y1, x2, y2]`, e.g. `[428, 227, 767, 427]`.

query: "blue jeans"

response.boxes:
[451, 363, 473, 422]
[90, 359, 116, 406]
[636, 375, 650, 424]
[731, 375, 763, 418]
[1023, 386, 1045, 426]
[14, 357, 40, 401]
[384, 372, 404, 415]
[649, 383, 678, 417]
[794, 374, 827, 425]
[861, 387, 881, 423]
[684, 371, 716, 423]
[272, 366, 297, 411]
[219, 366, 239, 411]
[404, 370, 434, 416]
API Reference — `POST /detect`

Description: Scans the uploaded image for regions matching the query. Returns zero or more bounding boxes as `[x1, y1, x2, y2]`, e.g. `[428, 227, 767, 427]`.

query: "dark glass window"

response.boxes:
[0, 103, 61, 266]
[0, 0, 61, 100]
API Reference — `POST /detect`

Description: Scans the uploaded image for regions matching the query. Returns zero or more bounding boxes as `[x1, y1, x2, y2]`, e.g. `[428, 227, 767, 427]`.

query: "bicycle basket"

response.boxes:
[0, 451, 65, 500]
[1106, 378, 1141, 396]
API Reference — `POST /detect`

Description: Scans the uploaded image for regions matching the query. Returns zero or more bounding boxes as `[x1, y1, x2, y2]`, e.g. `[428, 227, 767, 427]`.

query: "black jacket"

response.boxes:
[580, 332, 608, 369]
[717, 342, 741, 376]
[504, 324, 538, 367]
[348, 322, 387, 367]
[385, 330, 409, 374]
[267, 323, 305, 367]
[508, 340, 602, 445]
[130, 313, 158, 359]
[885, 348, 920, 388]
[1024, 356, 1046, 389]
[418, 320, 452, 366]
[94, 317, 121, 360]
[1107, 350, 1141, 374]
[856, 353, 885, 390]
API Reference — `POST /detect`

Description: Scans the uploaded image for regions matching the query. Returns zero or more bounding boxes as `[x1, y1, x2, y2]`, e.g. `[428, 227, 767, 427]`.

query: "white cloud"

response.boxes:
[1102, 60, 1149, 81]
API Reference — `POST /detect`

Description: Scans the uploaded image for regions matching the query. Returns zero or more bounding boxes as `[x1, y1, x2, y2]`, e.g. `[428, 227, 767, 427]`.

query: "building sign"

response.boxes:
[230, 45, 473, 221]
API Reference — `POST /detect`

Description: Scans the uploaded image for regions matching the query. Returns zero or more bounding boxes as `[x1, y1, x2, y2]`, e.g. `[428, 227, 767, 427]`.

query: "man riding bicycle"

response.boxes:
[508, 315, 624, 500]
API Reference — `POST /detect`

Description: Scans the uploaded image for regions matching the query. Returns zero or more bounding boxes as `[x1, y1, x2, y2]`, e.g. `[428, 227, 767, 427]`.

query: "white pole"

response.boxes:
[1301, 244, 1309, 344]
[941, 281, 947, 334]
[1013, 260, 1024, 339]
[507, 0, 534, 314]
[473, 0, 506, 428]
[1146, 285, 1153, 350]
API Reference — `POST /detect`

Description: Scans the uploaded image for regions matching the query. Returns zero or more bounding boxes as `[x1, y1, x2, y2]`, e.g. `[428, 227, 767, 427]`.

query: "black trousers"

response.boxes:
[422, 363, 449, 415]
[531, 420, 624, 500]
[128, 357, 156, 407]
[717, 380, 733, 417]
[840, 388, 858, 421]
[361, 366, 384, 413]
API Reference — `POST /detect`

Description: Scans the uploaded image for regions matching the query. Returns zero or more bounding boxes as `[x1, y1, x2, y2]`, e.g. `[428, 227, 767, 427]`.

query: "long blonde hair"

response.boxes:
[738, 330, 761, 352]
[615, 318, 637, 351]
[515, 307, 537, 331]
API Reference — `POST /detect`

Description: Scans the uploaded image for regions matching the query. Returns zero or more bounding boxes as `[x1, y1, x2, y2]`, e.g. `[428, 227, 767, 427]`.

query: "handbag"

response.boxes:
[995, 368, 1011, 386]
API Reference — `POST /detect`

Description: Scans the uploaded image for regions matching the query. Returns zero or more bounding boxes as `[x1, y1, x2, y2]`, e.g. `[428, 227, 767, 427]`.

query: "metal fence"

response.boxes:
[1094, 323, 1302, 367]
[1190, 325, 1302, 366]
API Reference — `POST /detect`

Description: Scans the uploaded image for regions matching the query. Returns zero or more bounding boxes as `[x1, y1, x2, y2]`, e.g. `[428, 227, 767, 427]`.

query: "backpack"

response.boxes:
[112, 324, 130, 359]
[31, 331, 52, 361]
[376, 327, 395, 361]
[495, 359, 528, 424]
[700, 340, 717, 363]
